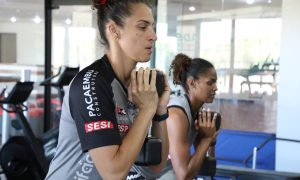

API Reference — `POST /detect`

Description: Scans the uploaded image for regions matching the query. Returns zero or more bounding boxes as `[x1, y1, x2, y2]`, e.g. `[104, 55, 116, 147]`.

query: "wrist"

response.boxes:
[199, 137, 212, 147]
[138, 108, 156, 120]
[210, 140, 217, 146]
[139, 105, 157, 114]
[156, 107, 168, 115]
[153, 109, 169, 122]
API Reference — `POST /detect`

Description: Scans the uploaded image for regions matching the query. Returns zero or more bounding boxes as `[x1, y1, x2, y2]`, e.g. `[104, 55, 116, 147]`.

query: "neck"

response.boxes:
[106, 51, 136, 88]
[188, 92, 204, 117]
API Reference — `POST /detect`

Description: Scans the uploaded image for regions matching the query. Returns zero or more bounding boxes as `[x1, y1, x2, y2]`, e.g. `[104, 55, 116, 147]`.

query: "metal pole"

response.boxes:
[44, 0, 52, 131]
[150, 0, 158, 68]
[21, 69, 31, 118]
[2, 92, 9, 144]
[229, 19, 235, 95]
[252, 147, 257, 169]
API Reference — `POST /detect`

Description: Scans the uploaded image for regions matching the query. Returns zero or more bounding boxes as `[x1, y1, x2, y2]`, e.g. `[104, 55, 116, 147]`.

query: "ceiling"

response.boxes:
[171, 0, 281, 13]
[0, 0, 282, 24]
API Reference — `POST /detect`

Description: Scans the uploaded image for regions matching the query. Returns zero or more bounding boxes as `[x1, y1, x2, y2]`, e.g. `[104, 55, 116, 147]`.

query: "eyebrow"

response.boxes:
[207, 78, 217, 82]
[137, 20, 155, 26]
[211, 78, 217, 82]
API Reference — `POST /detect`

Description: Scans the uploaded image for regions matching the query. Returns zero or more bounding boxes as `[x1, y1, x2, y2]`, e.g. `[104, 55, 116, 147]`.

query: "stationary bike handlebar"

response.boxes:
[39, 66, 79, 87]
[39, 67, 62, 86]
[0, 81, 34, 105]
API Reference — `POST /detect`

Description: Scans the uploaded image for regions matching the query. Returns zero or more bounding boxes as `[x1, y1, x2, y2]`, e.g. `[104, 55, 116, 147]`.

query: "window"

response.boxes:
[0, 33, 16, 63]
[156, 0, 281, 133]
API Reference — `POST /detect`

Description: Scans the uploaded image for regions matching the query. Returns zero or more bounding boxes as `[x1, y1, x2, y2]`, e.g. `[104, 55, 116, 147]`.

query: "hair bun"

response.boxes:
[92, 0, 108, 10]
[101, 0, 108, 5]
[175, 53, 192, 70]
[92, 0, 100, 10]
[169, 53, 192, 85]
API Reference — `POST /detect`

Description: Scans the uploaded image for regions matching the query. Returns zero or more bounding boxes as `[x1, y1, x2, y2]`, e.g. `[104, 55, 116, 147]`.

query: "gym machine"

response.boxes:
[40, 66, 79, 127]
[0, 67, 79, 180]
[0, 82, 55, 180]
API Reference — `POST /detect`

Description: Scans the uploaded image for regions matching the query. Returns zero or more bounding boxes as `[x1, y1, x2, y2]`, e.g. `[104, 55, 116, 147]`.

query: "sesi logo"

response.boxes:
[85, 120, 114, 133]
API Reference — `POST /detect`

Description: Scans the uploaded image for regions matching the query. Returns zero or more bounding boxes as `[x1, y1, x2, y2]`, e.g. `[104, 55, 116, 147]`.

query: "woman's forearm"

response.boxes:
[118, 110, 154, 162]
[149, 120, 169, 172]
[95, 109, 154, 179]
[184, 139, 211, 180]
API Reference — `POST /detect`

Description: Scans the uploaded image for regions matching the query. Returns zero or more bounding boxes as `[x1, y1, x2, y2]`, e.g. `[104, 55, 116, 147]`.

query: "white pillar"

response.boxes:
[21, 69, 31, 118]
[1, 92, 9, 144]
[276, 0, 300, 173]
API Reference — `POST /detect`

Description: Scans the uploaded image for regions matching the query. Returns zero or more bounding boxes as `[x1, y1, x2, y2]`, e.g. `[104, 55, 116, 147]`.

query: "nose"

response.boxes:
[148, 28, 157, 42]
[213, 83, 218, 92]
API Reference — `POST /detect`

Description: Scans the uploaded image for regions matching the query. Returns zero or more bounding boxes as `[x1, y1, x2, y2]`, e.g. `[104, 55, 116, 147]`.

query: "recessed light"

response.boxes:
[268, 0, 272, 3]
[246, 0, 255, 4]
[33, 16, 41, 23]
[189, 6, 196, 12]
[65, 18, 72, 25]
[10, 17, 17, 23]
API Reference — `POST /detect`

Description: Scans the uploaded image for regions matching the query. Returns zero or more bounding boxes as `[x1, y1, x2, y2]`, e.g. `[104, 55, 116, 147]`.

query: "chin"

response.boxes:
[206, 99, 214, 103]
[138, 56, 151, 62]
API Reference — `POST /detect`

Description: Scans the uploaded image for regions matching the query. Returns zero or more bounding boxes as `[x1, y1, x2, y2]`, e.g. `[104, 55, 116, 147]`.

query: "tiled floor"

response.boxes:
[0, 97, 277, 179]
[207, 98, 277, 134]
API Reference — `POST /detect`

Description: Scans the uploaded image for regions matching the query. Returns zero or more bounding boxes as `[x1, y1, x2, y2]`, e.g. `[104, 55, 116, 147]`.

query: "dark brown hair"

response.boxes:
[92, 0, 151, 49]
[170, 53, 214, 91]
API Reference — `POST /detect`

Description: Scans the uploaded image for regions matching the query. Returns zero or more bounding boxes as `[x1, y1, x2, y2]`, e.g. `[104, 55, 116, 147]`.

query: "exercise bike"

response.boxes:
[0, 81, 55, 180]
[0, 67, 79, 180]
[40, 66, 79, 127]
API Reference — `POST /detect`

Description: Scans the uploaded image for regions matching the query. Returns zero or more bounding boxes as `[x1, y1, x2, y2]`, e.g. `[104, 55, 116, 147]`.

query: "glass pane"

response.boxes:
[200, 20, 232, 69]
[52, 5, 101, 69]
[234, 18, 281, 69]
[0, 0, 46, 138]
[156, 0, 281, 134]
[0, 1, 45, 66]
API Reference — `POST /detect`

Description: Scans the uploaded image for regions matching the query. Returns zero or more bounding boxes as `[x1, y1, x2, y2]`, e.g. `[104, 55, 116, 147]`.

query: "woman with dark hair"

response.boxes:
[159, 53, 219, 180]
[45, 0, 170, 179]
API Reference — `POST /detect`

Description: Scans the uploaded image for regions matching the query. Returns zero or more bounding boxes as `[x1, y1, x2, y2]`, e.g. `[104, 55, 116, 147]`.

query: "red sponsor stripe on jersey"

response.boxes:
[85, 120, 114, 133]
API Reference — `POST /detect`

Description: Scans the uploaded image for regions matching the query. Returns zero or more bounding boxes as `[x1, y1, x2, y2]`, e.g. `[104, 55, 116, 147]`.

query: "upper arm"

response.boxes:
[89, 145, 127, 179]
[69, 70, 124, 177]
[69, 71, 121, 151]
[166, 107, 191, 176]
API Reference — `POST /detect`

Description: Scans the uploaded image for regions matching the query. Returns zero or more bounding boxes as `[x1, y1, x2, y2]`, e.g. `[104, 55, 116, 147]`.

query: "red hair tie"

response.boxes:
[101, 0, 107, 5]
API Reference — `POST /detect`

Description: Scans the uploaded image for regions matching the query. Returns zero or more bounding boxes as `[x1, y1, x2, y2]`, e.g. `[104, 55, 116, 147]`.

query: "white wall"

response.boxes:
[276, 0, 300, 173]
[0, 22, 44, 65]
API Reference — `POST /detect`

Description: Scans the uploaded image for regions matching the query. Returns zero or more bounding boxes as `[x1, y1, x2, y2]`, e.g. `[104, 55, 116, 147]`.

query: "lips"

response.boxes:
[146, 47, 152, 53]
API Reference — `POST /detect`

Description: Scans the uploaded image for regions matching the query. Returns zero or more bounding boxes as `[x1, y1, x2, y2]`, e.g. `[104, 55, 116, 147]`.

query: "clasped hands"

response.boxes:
[195, 108, 218, 146]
